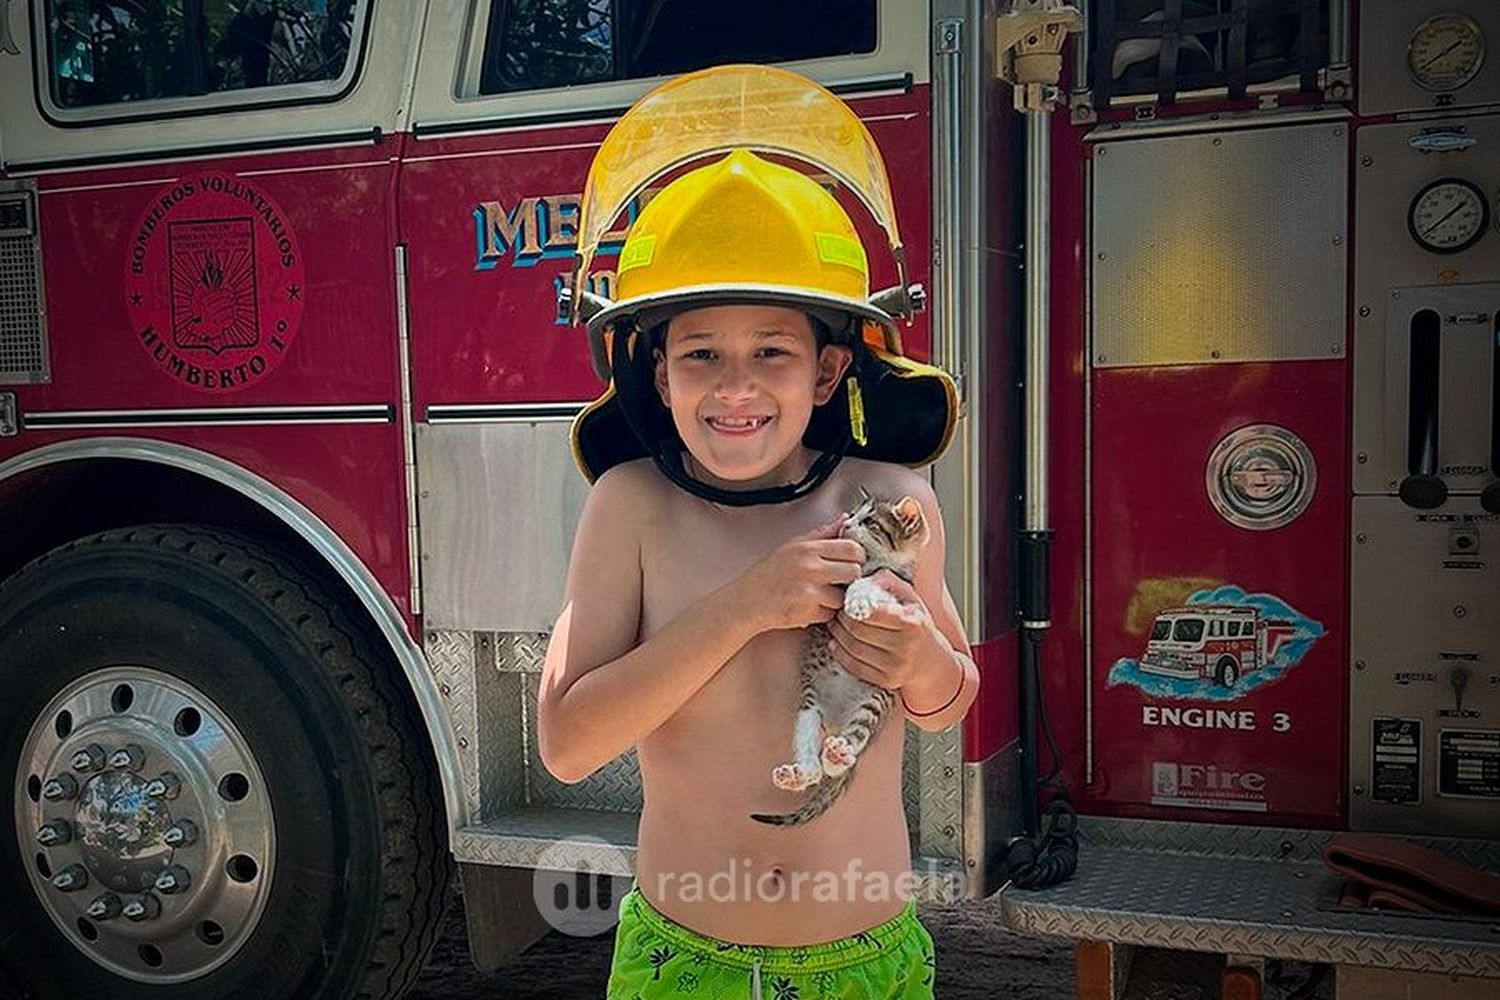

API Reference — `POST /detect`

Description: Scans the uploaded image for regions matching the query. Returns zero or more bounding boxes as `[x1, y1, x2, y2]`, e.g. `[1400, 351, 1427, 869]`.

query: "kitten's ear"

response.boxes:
[858, 485, 872, 502]
[894, 496, 927, 535]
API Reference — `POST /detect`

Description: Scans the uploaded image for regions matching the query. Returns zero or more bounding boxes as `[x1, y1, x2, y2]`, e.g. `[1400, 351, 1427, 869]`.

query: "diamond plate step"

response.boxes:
[1000, 843, 1500, 979]
[452, 805, 966, 903]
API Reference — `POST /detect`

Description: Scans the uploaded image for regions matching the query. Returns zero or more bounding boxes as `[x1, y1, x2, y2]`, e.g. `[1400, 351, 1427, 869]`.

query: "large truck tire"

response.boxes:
[0, 525, 451, 999]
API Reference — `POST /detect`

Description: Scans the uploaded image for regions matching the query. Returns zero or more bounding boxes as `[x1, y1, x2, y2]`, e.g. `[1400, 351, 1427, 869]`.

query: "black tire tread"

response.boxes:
[3, 524, 452, 1000]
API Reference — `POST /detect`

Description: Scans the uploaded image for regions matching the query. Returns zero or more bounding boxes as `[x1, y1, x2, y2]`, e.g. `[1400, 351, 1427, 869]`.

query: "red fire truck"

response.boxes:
[0, 1, 1497, 998]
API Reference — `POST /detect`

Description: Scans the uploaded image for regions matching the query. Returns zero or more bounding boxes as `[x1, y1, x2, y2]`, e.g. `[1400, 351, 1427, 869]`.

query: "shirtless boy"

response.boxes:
[538, 137, 977, 998]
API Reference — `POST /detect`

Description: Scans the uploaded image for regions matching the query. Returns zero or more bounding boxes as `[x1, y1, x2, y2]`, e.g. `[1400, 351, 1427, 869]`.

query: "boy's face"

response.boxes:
[653, 304, 852, 489]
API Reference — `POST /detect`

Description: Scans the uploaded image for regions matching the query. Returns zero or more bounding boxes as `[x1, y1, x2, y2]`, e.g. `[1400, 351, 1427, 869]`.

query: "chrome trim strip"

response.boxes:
[426, 403, 586, 424]
[395, 246, 421, 616]
[1086, 106, 1351, 142]
[410, 74, 916, 140]
[38, 176, 179, 196]
[22, 405, 393, 429]
[0, 438, 466, 831]
[5, 129, 384, 177]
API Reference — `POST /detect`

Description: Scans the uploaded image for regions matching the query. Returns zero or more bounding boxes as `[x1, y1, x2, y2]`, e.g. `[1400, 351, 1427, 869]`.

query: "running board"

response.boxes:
[1000, 818, 1500, 979]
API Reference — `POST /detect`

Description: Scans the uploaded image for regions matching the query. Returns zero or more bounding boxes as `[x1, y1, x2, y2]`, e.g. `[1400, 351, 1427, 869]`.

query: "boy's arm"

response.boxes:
[536, 465, 757, 784]
[536, 465, 861, 783]
[824, 474, 978, 732]
[898, 478, 980, 732]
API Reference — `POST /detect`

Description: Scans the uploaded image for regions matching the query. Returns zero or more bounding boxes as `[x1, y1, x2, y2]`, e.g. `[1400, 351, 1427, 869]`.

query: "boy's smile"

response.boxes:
[654, 304, 851, 492]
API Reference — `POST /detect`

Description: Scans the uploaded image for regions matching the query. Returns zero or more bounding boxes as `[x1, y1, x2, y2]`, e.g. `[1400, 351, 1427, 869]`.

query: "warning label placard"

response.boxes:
[1439, 729, 1500, 799]
[1372, 717, 1421, 804]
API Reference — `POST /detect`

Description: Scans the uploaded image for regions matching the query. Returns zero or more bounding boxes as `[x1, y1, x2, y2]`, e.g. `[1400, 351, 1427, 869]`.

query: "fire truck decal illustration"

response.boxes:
[125, 173, 305, 392]
[1106, 585, 1325, 701]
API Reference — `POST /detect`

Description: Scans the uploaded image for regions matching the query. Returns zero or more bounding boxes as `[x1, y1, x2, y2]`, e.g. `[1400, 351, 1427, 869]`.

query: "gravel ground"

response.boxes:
[405, 888, 1074, 999]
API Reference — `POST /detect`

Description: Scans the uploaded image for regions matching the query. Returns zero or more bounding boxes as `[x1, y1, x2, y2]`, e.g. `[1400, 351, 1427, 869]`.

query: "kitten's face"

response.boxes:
[841, 493, 930, 563]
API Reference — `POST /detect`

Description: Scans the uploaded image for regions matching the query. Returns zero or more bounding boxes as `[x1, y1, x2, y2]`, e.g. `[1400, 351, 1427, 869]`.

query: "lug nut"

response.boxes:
[154, 866, 191, 895]
[109, 745, 145, 772]
[52, 864, 88, 892]
[70, 743, 106, 772]
[86, 893, 123, 920]
[122, 894, 161, 921]
[42, 774, 78, 801]
[144, 773, 181, 799]
[163, 819, 198, 848]
[36, 820, 73, 847]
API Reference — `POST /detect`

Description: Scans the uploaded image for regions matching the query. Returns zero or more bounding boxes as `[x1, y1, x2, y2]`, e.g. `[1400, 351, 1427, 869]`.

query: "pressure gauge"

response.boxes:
[1407, 177, 1489, 255]
[1407, 13, 1486, 92]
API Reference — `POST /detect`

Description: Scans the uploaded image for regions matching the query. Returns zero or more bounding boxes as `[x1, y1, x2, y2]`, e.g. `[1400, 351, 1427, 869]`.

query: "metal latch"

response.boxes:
[996, 0, 1084, 112]
[0, 393, 17, 437]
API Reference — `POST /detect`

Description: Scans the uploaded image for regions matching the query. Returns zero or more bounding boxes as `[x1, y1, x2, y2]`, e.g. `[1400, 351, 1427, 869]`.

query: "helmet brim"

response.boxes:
[585, 283, 897, 382]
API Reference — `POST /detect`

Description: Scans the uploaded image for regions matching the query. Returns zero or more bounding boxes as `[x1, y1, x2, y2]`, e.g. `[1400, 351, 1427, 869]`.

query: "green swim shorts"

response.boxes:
[606, 884, 936, 999]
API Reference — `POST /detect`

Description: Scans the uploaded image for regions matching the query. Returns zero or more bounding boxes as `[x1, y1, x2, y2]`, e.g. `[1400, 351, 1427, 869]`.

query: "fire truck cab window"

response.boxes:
[44, 0, 360, 110]
[1226, 622, 1239, 637]
[1150, 619, 1171, 641]
[480, 0, 878, 95]
[1172, 619, 1205, 643]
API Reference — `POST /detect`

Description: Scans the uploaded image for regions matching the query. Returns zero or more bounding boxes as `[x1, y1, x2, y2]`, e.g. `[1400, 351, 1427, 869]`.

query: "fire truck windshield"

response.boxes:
[1171, 619, 1206, 643]
[1150, 620, 1171, 641]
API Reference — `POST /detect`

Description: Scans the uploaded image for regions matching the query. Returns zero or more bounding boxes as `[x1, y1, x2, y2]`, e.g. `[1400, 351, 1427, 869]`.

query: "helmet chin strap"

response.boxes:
[651, 435, 850, 507]
[610, 323, 854, 507]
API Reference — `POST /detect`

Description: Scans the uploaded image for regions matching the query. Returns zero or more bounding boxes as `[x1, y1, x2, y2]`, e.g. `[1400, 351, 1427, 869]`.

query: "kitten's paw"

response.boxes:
[843, 580, 881, 621]
[773, 762, 820, 791]
[821, 735, 857, 776]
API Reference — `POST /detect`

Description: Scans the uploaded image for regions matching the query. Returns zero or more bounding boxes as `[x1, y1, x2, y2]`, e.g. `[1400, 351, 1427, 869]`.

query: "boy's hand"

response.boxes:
[737, 515, 865, 632]
[827, 570, 953, 692]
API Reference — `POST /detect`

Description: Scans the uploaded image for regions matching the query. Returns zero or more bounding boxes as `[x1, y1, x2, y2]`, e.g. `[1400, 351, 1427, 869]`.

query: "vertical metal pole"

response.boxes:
[1327, 0, 1349, 73]
[1017, 109, 1053, 838]
[1023, 113, 1051, 542]
[932, 8, 985, 643]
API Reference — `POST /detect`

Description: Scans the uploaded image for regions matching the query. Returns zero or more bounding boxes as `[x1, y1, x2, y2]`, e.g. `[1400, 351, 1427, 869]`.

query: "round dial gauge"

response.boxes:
[1407, 177, 1490, 254]
[1407, 13, 1486, 92]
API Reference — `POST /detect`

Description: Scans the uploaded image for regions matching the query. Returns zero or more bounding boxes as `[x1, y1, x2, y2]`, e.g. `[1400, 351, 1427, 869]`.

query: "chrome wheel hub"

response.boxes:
[16, 667, 275, 983]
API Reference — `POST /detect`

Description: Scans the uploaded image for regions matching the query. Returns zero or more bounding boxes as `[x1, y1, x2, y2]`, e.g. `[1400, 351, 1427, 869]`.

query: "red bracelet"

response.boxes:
[900, 665, 965, 718]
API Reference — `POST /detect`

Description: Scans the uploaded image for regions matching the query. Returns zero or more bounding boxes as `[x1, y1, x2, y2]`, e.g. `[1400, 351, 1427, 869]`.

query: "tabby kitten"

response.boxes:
[750, 492, 930, 827]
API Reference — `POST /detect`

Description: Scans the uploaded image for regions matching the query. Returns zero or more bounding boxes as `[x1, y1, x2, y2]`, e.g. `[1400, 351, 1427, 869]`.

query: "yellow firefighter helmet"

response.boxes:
[565, 65, 956, 504]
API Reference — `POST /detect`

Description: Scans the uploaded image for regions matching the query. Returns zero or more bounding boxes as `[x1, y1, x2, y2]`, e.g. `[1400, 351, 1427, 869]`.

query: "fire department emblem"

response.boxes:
[125, 173, 304, 392]
[1107, 585, 1325, 701]
[1205, 424, 1316, 531]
